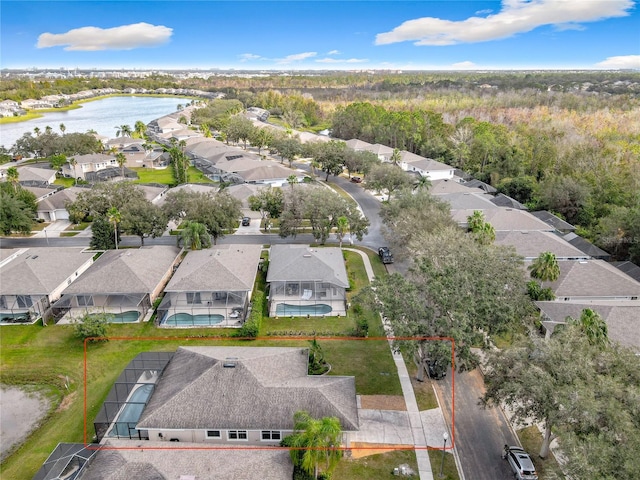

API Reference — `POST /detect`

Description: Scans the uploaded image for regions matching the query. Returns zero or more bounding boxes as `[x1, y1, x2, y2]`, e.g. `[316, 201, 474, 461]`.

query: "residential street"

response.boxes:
[434, 368, 519, 480]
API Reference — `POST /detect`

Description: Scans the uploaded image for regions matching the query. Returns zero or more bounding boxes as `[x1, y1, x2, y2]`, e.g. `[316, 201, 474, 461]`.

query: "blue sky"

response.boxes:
[2, 1, 639, 70]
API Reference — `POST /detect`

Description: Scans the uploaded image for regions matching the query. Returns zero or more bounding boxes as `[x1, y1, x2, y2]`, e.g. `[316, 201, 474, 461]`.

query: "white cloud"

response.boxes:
[327, 50, 341, 55]
[451, 61, 477, 69]
[316, 57, 368, 64]
[595, 55, 640, 69]
[37, 22, 172, 51]
[276, 52, 317, 64]
[375, 0, 633, 46]
[239, 53, 262, 62]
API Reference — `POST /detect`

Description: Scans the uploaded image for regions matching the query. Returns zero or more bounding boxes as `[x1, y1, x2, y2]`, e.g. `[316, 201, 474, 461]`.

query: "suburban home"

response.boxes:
[14, 165, 57, 185]
[136, 184, 169, 204]
[22, 184, 59, 204]
[436, 191, 498, 212]
[345, 138, 373, 151]
[0, 247, 94, 324]
[429, 178, 486, 195]
[62, 153, 118, 181]
[51, 246, 182, 324]
[451, 207, 555, 231]
[536, 259, 640, 302]
[399, 151, 455, 181]
[34, 441, 294, 480]
[361, 143, 394, 162]
[36, 186, 83, 222]
[266, 245, 349, 317]
[157, 245, 262, 327]
[95, 347, 358, 447]
[535, 301, 640, 353]
[494, 231, 590, 261]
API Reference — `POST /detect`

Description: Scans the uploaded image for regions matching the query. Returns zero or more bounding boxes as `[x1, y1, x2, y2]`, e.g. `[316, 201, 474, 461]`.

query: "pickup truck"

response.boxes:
[378, 246, 394, 264]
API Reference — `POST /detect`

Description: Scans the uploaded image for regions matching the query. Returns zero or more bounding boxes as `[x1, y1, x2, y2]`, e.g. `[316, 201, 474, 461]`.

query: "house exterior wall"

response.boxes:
[145, 428, 292, 446]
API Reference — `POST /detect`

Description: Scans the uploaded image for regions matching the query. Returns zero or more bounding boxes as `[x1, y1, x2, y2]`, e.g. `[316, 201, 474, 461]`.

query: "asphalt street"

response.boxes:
[1, 167, 522, 480]
[434, 368, 520, 480]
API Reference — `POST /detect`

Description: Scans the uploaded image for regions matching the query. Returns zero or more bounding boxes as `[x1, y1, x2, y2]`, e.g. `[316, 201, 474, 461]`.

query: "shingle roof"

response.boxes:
[62, 246, 181, 295]
[36, 187, 83, 211]
[16, 166, 57, 183]
[238, 163, 297, 182]
[540, 260, 640, 298]
[530, 210, 576, 232]
[165, 245, 261, 292]
[439, 192, 499, 211]
[137, 347, 359, 431]
[494, 231, 589, 260]
[490, 193, 528, 210]
[403, 156, 453, 172]
[535, 301, 640, 352]
[0, 247, 94, 295]
[345, 139, 373, 150]
[362, 143, 394, 156]
[462, 179, 497, 193]
[79, 440, 293, 480]
[452, 207, 554, 231]
[429, 179, 485, 195]
[69, 153, 115, 165]
[611, 261, 640, 283]
[266, 245, 349, 287]
[562, 233, 611, 259]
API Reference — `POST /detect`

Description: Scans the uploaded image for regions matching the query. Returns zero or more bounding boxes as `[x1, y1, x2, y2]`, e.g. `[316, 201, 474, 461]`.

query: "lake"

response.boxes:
[0, 96, 188, 150]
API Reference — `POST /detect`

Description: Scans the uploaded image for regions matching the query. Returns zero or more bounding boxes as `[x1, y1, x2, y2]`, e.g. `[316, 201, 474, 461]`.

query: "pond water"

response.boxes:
[0, 385, 50, 461]
[0, 96, 187, 150]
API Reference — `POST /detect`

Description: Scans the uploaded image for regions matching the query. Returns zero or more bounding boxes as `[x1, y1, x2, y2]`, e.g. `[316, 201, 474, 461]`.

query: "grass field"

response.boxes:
[131, 165, 215, 185]
[0, 245, 404, 479]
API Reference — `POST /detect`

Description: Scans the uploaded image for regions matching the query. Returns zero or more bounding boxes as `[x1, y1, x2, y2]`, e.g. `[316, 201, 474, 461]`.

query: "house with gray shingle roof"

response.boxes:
[51, 246, 181, 324]
[157, 245, 262, 327]
[136, 346, 358, 445]
[538, 259, 640, 301]
[266, 245, 349, 317]
[62, 153, 117, 181]
[535, 301, 640, 353]
[494, 231, 589, 261]
[530, 211, 576, 233]
[35, 186, 83, 221]
[0, 247, 94, 324]
[361, 143, 394, 162]
[451, 207, 554, 231]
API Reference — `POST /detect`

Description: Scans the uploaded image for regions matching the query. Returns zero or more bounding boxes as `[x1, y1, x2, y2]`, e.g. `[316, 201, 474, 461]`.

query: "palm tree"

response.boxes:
[33, 127, 41, 137]
[286, 411, 343, 479]
[59, 123, 66, 136]
[528, 251, 561, 288]
[134, 120, 146, 139]
[390, 148, 401, 166]
[467, 210, 486, 232]
[573, 308, 609, 349]
[179, 221, 211, 250]
[107, 207, 121, 250]
[6, 167, 19, 192]
[115, 125, 132, 138]
[45, 126, 53, 135]
[335, 216, 349, 248]
[287, 174, 298, 189]
[68, 157, 78, 185]
[413, 174, 431, 191]
[115, 152, 127, 179]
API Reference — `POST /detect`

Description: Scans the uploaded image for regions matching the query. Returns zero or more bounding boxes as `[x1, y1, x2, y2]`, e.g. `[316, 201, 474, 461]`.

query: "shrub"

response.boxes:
[74, 312, 111, 342]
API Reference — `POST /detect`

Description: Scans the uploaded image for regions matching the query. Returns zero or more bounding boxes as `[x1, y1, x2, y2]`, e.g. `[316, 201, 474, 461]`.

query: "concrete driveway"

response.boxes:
[351, 409, 413, 445]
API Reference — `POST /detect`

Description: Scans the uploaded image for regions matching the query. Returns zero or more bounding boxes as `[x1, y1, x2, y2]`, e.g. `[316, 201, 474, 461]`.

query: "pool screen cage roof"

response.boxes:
[94, 351, 173, 442]
[32, 443, 98, 480]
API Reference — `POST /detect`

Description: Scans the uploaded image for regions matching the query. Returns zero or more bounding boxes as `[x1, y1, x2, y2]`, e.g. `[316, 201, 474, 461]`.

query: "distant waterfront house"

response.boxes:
[51, 246, 181, 324]
[62, 153, 117, 181]
[0, 248, 94, 324]
[157, 245, 262, 327]
[266, 245, 349, 317]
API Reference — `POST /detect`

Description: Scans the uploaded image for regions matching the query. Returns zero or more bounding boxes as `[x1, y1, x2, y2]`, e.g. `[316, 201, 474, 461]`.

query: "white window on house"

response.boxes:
[206, 430, 221, 439]
[261, 431, 281, 441]
[228, 430, 248, 441]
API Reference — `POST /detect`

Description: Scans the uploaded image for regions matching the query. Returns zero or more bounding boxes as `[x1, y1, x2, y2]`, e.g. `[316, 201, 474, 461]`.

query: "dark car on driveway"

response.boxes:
[378, 246, 394, 264]
[503, 446, 538, 480]
[241, 217, 251, 226]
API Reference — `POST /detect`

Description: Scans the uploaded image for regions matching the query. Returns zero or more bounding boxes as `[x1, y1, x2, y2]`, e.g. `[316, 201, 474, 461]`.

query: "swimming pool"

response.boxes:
[99, 311, 140, 323]
[108, 383, 154, 438]
[162, 312, 225, 326]
[275, 304, 333, 316]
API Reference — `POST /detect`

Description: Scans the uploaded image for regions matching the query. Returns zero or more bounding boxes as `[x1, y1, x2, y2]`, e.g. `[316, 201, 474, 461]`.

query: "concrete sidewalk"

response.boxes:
[344, 247, 452, 480]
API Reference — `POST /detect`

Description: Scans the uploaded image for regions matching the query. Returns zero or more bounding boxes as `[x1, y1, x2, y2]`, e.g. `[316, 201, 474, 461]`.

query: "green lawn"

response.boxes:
[333, 449, 418, 479]
[427, 450, 460, 480]
[0, 241, 403, 479]
[53, 177, 75, 188]
[517, 426, 566, 479]
[131, 166, 215, 185]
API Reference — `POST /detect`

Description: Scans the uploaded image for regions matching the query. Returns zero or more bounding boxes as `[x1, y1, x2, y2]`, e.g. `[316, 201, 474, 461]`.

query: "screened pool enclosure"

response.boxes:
[268, 280, 347, 317]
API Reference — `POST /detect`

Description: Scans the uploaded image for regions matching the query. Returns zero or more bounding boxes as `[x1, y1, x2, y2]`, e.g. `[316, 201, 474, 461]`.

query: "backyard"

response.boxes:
[0, 246, 405, 479]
